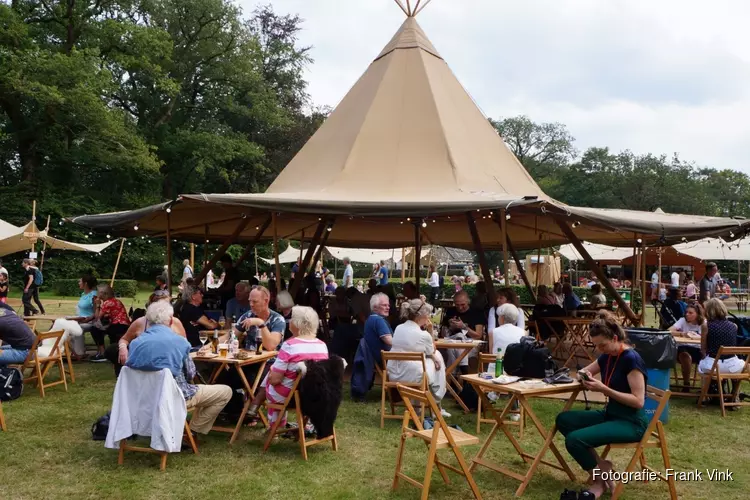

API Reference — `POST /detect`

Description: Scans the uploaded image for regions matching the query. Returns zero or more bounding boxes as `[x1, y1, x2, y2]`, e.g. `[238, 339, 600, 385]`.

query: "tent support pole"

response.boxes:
[30, 200, 36, 253]
[466, 212, 496, 306]
[254, 247, 259, 280]
[501, 209, 509, 285]
[641, 241, 647, 326]
[110, 238, 126, 287]
[234, 216, 273, 268]
[401, 248, 406, 281]
[299, 231, 304, 269]
[190, 243, 195, 271]
[310, 219, 334, 272]
[289, 220, 326, 297]
[166, 212, 173, 294]
[414, 224, 422, 289]
[39, 215, 51, 269]
[195, 218, 252, 286]
[272, 213, 281, 293]
[505, 231, 536, 302]
[555, 219, 639, 325]
[203, 225, 209, 272]
[630, 237, 638, 303]
[535, 234, 542, 290]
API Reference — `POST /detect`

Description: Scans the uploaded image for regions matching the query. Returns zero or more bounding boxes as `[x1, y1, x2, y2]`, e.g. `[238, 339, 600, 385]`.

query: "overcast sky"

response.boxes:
[241, 0, 750, 173]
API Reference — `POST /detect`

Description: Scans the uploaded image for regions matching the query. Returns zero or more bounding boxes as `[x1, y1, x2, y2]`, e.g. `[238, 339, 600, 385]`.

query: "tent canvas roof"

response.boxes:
[559, 238, 750, 265]
[0, 219, 118, 257]
[67, 11, 750, 250]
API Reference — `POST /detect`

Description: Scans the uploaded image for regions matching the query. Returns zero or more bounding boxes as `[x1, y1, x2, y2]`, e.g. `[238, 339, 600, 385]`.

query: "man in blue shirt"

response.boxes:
[127, 301, 231, 435]
[364, 292, 393, 366]
[234, 286, 286, 351]
[378, 260, 389, 286]
[0, 302, 35, 365]
[225, 282, 251, 321]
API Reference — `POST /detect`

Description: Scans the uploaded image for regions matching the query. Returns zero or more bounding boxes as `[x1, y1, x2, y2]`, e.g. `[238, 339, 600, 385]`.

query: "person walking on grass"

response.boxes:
[21, 258, 45, 316]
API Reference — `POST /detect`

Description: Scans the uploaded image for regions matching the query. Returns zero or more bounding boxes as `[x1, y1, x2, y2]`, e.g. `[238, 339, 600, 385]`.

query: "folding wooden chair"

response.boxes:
[600, 386, 677, 500]
[393, 384, 482, 500]
[262, 374, 338, 460]
[0, 400, 6, 431]
[697, 347, 750, 417]
[118, 422, 198, 471]
[475, 353, 525, 435]
[15, 330, 67, 398]
[381, 351, 427, 428]
[23, 320, 75, 384]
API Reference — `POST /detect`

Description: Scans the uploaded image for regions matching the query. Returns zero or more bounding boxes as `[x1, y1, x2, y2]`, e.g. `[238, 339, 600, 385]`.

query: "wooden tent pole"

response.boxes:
[414, 224, 422, 289]
[39, 215, 51, 269]
[738, 260, 741, 292]
[30, 200, 37, 253]
[501, 209, 509, 285]
[234, 216, 273, 267]
[272, 213, 281, 293]
[534, 234, 542, 290]
[556, 219, 639, 324]
[190, 243, 195, 271]
[466, 213, 496, 306]
[166, 211, 173, 294]
[289, 220, 326, 297]
[203, 225, 209, 272]
[641, 241, 647, 326]
[254, 247, 259, 280]
[194, 217, 252, 286]
[630, 237, 638, 303]
[504, 230, 536, 301]
[311, 220, 335, 271]
[401, 247, 406, 281]
[299, 230, 304, 269]
[110, 238, 126, 287]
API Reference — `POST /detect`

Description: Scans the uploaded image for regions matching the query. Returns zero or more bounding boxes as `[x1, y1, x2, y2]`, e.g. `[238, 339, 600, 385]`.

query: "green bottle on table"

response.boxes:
[495, 348, 504, 377]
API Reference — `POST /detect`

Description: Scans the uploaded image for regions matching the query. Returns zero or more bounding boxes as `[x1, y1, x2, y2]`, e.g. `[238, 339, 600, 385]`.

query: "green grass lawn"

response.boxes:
[2, 299, 749, 499]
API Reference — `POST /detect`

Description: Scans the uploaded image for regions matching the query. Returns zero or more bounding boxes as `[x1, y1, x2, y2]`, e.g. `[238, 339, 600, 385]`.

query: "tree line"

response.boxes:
[1, 2, 747, 284]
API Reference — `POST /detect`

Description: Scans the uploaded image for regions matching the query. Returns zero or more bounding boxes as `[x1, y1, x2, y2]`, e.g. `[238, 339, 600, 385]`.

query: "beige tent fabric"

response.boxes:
[265, 17, 547, 204]
[0, 219, 117, 257]
[673, 238, 750, 261]
[558, 242, 634, 262]
[325, 246, 397, 265]
[67, 16, 750, 250]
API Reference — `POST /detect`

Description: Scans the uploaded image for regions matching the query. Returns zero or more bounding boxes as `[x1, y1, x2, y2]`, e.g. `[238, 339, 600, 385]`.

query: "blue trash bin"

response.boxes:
[644, 368, 670, 423]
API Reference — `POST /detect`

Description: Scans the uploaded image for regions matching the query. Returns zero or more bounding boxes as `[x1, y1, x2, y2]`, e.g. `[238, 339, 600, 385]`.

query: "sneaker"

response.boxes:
[90, 353, 108, 363]
[440, 408, 452, 418]
[509, 414, 520, 422]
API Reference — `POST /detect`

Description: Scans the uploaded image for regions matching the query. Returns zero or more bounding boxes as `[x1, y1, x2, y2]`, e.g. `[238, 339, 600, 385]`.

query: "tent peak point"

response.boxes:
[393, 0, 433, 17]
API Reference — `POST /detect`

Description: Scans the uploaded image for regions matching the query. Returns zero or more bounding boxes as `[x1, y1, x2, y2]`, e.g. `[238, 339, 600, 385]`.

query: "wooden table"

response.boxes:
[190, 350, 276, 443]
[673, 336, 701, 345]
[435, 340, 484, 413]
[461, 374, 581, 497]
[23, 315, 65, 322]
[435, 339, 484, 413]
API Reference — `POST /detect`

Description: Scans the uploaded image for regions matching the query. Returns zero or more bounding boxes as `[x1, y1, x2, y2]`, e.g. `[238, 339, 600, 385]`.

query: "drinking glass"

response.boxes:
[199, 332, 208, 347]
[218, 316, 226, 329]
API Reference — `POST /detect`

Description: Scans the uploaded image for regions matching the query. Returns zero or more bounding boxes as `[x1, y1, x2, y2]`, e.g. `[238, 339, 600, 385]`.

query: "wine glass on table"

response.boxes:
[199, 332, 208, 350]
[218, 316, 226, 330]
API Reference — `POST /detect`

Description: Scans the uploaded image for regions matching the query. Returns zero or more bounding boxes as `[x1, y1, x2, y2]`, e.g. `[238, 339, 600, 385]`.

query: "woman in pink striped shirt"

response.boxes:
[264, 305, 329, 426]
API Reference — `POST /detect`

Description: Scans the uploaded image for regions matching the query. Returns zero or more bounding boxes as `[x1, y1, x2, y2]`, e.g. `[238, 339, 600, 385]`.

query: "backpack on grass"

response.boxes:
[0, 367, 23, 402]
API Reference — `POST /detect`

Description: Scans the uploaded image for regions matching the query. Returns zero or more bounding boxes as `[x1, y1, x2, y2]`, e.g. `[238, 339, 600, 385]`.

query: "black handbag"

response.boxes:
[504, 336, 556, 378]
[91, 412, 110, 441]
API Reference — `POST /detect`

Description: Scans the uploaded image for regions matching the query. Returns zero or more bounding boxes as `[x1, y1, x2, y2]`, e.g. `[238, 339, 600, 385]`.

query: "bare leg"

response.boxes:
[678, 352, 693, 387]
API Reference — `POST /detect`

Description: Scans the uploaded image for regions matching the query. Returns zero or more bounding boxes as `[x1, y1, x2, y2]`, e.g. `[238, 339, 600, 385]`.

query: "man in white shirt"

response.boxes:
[491, 304, 526, 356]
[670, 270, 680, 288]
[342, 257, 354, 288]
[651, 270, 659, 300]
[427, 265, 440, 304]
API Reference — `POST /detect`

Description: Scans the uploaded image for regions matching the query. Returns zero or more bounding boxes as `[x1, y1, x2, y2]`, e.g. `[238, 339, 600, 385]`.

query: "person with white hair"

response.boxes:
[490, 304, 526, 359]
[181, 259, 193, 284]
[248, 306, 329, 426]
[342, 257, 354, 288]
[364, 293, 393, 366]
[126, 301, 232, 435]
[389, 299, 448, 415]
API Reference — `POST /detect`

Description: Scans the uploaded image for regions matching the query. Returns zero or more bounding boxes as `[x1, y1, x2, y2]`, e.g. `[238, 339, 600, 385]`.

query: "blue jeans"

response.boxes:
[0, 344, 30, 364]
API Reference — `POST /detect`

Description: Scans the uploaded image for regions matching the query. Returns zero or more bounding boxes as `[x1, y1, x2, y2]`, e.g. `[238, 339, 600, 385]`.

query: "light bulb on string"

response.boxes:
[166, 208, 171, 214]
[133, 224, 139, 231]
[421, 219, 427, 228]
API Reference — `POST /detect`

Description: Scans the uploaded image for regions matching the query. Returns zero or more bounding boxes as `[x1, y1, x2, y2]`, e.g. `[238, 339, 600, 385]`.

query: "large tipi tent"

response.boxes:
[68, 6, 748, 250]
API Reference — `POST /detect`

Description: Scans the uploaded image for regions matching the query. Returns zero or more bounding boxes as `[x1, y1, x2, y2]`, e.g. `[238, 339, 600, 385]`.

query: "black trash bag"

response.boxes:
[625, 328, 677, 370]
[728, 313, 750, 339]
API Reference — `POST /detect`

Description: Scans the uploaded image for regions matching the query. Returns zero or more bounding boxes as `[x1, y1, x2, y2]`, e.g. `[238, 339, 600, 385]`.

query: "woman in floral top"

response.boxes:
[90, 284, 131, 363]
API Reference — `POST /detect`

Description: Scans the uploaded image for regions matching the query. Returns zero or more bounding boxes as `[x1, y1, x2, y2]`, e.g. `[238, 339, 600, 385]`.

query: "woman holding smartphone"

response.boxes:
[556, 311, 648, 499]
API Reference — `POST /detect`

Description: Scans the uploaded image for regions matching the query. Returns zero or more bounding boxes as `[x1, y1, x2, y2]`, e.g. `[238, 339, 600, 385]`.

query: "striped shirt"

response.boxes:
[266, 337, 329, 409]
